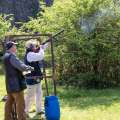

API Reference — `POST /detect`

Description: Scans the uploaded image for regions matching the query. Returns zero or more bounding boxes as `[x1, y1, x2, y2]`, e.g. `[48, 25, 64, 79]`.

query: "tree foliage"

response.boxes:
[0, 16, 11, 39]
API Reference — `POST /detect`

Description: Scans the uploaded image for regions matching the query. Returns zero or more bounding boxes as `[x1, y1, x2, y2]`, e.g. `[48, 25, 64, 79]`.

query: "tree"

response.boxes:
[0, 0, 40, 26]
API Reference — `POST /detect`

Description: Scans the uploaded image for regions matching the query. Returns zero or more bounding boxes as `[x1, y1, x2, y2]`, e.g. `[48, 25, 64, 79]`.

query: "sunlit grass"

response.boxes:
[1, 74, 120, 120]
[58, 87, 120, 120]
[0, 75, 5, 120]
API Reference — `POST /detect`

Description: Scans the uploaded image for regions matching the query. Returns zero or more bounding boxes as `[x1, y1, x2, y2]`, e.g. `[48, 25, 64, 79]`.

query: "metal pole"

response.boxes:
[50, 37, 57, 96]
[43, 61, 49, 96]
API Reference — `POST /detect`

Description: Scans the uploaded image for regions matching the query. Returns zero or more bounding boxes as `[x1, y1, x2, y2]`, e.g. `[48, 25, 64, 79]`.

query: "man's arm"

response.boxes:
[27, 48, 44, 62]
[27, 42, 50, 62]
[10, 54, 33, 71]
[40, 42, 49, 50]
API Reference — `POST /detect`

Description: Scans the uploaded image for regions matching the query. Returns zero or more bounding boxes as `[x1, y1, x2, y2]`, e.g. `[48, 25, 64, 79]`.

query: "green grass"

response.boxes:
[1, 75, 120, 120]
[58, 87, 120, 120]
[0, 75, 6, 120]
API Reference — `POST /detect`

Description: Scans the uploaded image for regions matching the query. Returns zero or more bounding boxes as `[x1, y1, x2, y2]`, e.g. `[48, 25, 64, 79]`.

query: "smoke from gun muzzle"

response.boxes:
[80, 7, 117, 34]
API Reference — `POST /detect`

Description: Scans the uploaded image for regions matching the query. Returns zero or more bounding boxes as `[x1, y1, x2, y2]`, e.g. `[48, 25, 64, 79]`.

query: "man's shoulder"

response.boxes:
[3, 52, 15, 60]
[3, 52, 11, 58]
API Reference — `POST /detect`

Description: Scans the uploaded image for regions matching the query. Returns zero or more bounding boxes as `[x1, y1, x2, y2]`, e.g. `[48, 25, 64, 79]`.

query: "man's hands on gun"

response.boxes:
[26, 66, 34, 71]
[23, 66, 34, 75]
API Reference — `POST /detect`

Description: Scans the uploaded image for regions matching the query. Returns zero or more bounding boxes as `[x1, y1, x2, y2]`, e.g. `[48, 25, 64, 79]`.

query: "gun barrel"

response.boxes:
[41, 29, 64, 45]
[52, 29, 64, 38]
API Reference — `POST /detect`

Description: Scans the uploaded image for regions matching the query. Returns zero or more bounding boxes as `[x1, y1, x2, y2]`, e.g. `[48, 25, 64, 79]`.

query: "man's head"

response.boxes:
[25, 40, 38, 52]
[5, 41, 17, 53]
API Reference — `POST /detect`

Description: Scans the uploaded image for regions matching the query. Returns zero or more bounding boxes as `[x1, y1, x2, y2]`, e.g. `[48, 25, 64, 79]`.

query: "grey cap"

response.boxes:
[5, 41, 18, 50]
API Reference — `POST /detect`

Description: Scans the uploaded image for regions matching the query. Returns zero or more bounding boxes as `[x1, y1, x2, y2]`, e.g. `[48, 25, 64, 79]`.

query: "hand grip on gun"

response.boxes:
[23, 66, 34, 75]
[27, 66, 34, 71]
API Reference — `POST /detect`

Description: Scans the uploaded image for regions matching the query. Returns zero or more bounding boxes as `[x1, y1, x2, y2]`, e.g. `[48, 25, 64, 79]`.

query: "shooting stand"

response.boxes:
[0, 30, 64, 120]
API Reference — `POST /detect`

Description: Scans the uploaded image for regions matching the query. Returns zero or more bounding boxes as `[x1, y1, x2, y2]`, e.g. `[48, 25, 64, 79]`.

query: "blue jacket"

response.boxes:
[3, 51, 27, 93]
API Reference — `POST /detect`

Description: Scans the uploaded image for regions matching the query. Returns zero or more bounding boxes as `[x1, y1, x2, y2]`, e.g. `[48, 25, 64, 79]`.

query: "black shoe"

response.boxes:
[36, 111, 45, 115]
[26, 114, 30, 118]
[29, 109, 36, 113]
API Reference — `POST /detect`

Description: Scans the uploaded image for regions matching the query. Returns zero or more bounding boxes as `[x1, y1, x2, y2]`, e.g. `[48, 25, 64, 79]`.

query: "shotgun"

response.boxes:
[41, 29, 64, 45]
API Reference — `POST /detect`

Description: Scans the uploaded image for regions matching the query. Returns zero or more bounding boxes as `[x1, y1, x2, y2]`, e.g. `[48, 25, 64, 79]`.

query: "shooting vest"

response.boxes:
[24, 49, 43, 85]
[3, 52, 26, 93]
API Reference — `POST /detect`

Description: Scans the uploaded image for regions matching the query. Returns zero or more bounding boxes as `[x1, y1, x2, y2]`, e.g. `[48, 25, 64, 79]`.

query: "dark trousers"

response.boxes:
[4, 91, 26, 120]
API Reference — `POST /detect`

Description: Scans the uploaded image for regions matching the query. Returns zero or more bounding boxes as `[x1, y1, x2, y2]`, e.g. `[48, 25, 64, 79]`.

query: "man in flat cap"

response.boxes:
[3, 41, 33, 120]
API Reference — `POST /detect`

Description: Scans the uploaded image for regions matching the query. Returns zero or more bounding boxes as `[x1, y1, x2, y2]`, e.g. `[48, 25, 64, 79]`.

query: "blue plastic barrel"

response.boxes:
[45, 96, 60, 120]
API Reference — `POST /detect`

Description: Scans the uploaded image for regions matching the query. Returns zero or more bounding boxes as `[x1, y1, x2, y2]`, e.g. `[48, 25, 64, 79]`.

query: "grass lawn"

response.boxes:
[1, 74, 120, 120]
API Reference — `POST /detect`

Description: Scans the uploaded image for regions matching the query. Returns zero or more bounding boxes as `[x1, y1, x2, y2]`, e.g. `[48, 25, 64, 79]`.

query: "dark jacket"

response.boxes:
[24, 50, 43, 85]
[3, 51, 29, 93]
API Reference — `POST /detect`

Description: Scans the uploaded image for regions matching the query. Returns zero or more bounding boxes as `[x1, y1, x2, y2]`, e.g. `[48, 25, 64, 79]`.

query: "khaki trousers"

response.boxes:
[4, 91, 26, 120]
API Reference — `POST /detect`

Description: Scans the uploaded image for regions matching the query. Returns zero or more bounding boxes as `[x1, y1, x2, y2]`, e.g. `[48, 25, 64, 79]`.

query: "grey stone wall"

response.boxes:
[0, 0, 40, 23]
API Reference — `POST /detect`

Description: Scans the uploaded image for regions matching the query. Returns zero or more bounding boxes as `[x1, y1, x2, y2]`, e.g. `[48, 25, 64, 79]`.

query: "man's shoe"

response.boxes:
[29, 109, 36, 113]
[36, 111, 45, 115]
[26, 114, 30, 118]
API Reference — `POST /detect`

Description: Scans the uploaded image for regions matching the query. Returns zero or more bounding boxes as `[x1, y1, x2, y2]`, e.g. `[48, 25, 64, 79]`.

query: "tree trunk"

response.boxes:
[0, 0, 40, 23]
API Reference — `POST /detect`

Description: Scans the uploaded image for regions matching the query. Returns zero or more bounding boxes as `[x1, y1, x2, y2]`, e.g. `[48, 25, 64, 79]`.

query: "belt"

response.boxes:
[25, 76, 43, 80]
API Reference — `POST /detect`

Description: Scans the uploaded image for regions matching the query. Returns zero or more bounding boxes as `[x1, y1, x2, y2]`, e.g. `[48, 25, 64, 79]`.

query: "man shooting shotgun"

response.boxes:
[24, 39, 50, 117]
[24, 29, 64, 117]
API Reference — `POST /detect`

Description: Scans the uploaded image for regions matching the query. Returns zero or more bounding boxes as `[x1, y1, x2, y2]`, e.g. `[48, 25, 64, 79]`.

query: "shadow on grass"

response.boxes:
[30, 114, 45, 120]
[57, 86, 120, 110]
[0, 63, 4, 75]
